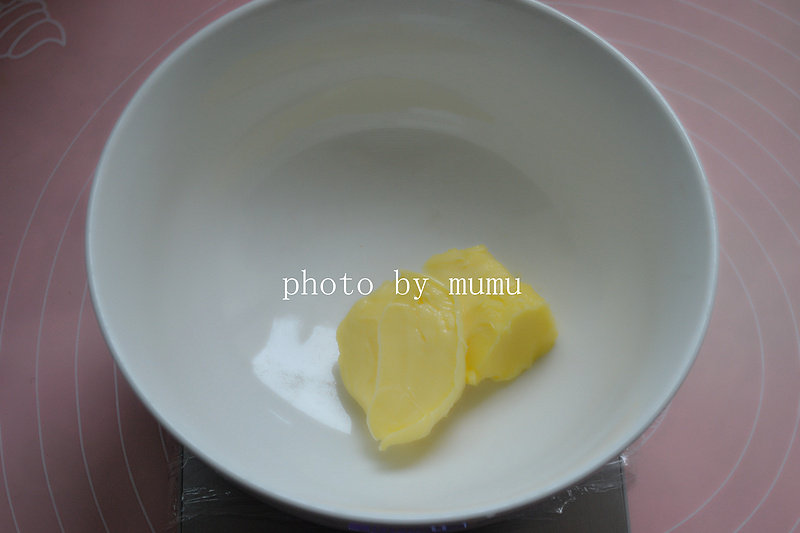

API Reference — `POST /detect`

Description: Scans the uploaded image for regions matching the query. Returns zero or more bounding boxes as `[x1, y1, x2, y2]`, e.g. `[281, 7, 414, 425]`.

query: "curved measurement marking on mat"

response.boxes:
[664, 247, 765, 532]
[617, 53, 800, 527]
[0, 1, 66, 60]
[689, 132, 800, 248]
[657, 83, 798, 190]
[604, 38, 800, 173]
[113, 367, 156, 533]
[32, 174, 96, 533]
[752, 0, 800, 29]
[675, 0, 800, 63]
[157, 425, 170, 466]
[0, 424, 21, 533]
[0, 1, 232, 529]
[75, 282, 111, 533]
[709, 191, 800, 532]
[546, 7, 800, 524]
[0, 0, 231, 354]
[623, 50, 797, 457]
[599, 35, 800, 270]
[543, 3, 800, 526]
[545, 2, 800, 104]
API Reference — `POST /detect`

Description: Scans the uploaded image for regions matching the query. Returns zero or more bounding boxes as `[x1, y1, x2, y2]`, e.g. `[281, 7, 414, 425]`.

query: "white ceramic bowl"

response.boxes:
[87, 0, 717, 526]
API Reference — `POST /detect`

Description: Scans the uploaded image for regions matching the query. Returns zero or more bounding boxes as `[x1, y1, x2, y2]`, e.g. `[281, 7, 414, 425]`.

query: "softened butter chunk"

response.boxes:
[336, 281, 395, 412]
[424, 245, 557, 385]
[337, 271, 465, 450]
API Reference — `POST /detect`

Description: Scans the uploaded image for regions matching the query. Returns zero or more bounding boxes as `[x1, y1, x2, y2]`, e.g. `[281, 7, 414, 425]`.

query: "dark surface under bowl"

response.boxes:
[179, 450, 629, 532]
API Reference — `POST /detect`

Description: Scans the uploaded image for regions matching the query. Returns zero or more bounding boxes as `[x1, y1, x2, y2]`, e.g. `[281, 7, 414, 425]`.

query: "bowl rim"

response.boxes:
[86, 0, 719, 525]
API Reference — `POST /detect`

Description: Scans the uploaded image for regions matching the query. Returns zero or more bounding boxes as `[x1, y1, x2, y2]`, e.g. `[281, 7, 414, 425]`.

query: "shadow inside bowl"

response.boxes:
[333, 360, 549, 469]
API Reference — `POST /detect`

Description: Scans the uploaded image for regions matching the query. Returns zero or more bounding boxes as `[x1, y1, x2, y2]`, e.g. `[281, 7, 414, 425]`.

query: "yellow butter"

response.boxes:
[337, 248, 556, 450]
[337, 271, 465, 450]
[336, 281, 396, 412]
[425, 245, 557, 384]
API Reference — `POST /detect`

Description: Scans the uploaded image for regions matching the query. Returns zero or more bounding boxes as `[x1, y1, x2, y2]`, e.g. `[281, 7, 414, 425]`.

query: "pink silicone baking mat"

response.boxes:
[1, 0, 798, 531]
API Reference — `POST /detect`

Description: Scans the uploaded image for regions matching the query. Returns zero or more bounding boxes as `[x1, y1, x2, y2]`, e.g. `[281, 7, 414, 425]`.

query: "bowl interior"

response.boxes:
[87, 0, 716, 524]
